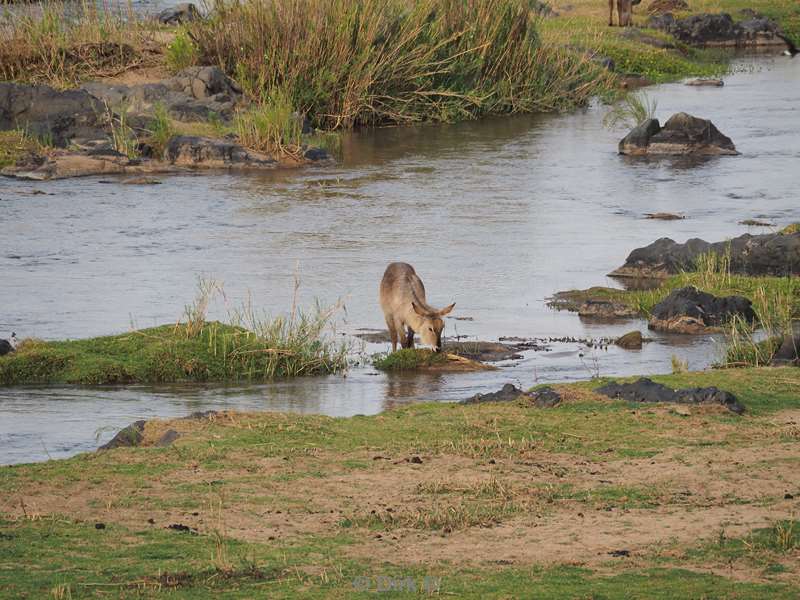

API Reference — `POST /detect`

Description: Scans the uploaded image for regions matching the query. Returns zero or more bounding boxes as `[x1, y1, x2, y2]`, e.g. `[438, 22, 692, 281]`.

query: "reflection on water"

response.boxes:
[2, 57, 799, 464]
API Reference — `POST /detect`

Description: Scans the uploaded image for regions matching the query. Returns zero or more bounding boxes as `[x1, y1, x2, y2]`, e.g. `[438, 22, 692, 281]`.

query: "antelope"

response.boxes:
[379, 262, 455, 353]
[609, 0, 639, 27]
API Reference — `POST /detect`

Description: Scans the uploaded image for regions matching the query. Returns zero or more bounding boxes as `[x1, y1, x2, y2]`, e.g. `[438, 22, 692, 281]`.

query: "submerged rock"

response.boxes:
[648, 286, 755, 334]
[610, 231, 800, 278]
[597, 378, 745, 414]
[615, 330, 643, 349]
[445, 341, 522, 362]
[619, 113, 738, 156]
[647, 12, 787, 48]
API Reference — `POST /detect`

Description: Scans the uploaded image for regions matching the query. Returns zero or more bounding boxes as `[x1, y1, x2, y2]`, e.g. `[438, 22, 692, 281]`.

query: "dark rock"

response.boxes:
[157, 3, 200, 25]
[99, 420, 146, 449]
[95, 523, 106, 530]
[0, 82, 108, 147]
[597, 378, 745, 414]
[303, 147, 331, 162]
[462, 383, 561, 408]
[647, 12, 787, 48]
[615, 330, 643, 350]
[410, 456, 423, 464]
[463, 383, 527, 404]
[532, 387, 562, 408]
[645, 212, 685, 220]
[155, 429, 181, 447]
[619, 113, 738, 156]
[609, 549, 631, 557]
[165, 136, 277, 169]
[167, 523, 198, 535]
[771, 323, 800, 366]
[649, 286, 755, 333]
[182, 410, 219, 420]
[610, 231, 800, 278]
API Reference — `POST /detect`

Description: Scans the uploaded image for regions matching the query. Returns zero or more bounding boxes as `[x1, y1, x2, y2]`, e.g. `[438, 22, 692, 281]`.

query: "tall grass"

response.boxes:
[603, 90, 658, 129]
[190, 0, 613, 130]
[0, 1, 156, 87]
[234, 88, 302, 154]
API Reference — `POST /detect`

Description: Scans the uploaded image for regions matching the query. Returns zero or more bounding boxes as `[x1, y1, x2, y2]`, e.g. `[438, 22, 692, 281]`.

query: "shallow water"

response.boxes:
[2, 57, 799, 464]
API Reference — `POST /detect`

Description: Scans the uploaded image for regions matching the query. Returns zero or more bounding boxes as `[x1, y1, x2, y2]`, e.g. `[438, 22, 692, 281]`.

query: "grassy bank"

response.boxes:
[1, 367, 799, 597]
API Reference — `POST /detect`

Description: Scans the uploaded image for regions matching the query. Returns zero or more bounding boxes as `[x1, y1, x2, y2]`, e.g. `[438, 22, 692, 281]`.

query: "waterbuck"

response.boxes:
[379, 262, 455, 352]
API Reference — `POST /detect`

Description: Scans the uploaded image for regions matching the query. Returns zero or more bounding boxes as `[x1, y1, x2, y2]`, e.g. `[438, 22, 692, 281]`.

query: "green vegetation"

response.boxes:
[2, 368, 799, 597]
[165, 28, 198, 73]
[189, 0, 614, 130]
[0, 280, 348, 385]
[372, 348, 447, 371]
[234, 88, 303, 155]
[0, 130, 45, 168]
[146, 103, 177, 158]
[603, 90, 658, 129]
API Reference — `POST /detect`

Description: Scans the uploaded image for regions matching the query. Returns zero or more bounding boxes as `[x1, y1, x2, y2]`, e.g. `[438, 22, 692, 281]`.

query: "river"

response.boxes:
[1, 56, 798, 464]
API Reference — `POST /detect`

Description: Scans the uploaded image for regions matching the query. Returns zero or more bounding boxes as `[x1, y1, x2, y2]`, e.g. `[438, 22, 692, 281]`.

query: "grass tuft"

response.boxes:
[372, 348, 447, 371]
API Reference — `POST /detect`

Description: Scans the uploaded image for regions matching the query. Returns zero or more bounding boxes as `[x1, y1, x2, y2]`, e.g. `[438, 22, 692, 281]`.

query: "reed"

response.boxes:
[189, 0, 613, 130]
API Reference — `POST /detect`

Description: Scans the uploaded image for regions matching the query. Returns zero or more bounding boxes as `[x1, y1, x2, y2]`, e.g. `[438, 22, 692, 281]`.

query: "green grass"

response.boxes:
[165, 28, 198, 73]
[234, 87, 303, 155]
[0, 320, 347, 385]
[372, 348, 448, 371]
[146, 102, 176, 158]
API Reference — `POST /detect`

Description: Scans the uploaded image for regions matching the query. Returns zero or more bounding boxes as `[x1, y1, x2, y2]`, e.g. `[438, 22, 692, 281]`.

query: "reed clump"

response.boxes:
[189, 0, 613, 130]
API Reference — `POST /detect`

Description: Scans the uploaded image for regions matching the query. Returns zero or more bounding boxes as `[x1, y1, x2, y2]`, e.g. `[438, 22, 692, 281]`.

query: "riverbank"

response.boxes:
[1, 0, 797, 179]
[1, 366, 798, 597]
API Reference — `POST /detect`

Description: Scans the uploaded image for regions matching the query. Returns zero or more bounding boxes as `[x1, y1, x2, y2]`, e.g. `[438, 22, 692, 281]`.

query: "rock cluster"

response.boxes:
[610, 231, 800, 279]
[597, 378, 745, 414]
[619, 113, 738, 156]
[648, 286, 755, 334]
[647, 12, 787, 48]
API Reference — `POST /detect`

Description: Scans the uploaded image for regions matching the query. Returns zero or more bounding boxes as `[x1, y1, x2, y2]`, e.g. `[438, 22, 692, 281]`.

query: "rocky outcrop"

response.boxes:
[619, 113, 738, 156]
[610, 232, 800, 279]
[82, 66, 242, 123]
[597, 378, 745, 414]
[648, 286, 755, 334]
[165, 136, 277, 169]
[0, 82, 108, 147]
[647, 12, 788, 49]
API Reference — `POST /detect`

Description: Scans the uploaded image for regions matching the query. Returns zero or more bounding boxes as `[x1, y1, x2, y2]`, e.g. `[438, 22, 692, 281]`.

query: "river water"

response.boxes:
[2, 56, 798, 464]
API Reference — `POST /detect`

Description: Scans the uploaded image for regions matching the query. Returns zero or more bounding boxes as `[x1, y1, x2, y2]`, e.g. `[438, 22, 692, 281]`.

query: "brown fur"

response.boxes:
[609, 0, 635, 26]
[379, 262, 455, 352]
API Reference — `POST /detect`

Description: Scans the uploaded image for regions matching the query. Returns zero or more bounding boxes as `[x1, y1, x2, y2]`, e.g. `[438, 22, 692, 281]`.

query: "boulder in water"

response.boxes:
[619, 113, 738, 156]
[648, 286, 755, 334]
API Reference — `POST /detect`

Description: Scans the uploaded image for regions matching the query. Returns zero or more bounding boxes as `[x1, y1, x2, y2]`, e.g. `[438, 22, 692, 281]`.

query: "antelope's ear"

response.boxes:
[438, 302, 456, 316]
[412, 302, 427, 316]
